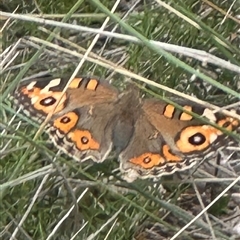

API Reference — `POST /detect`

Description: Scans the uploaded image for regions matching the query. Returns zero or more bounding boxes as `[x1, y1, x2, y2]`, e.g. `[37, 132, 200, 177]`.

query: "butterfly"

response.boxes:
[11, 75, 240, 181]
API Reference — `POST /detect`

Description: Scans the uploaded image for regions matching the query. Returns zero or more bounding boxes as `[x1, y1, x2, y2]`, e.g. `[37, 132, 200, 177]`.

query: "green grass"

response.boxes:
[1, 0, 240, 239]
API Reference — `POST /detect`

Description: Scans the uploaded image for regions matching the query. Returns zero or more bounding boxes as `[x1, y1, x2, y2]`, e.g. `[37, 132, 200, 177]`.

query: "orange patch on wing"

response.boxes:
[21, 86, 40, 97]
[162, 145, 182, 161]
[86, 79, 98, 90]
[129, 153, 165, 169]
[21, 87, 66, 114]
[69, 78, 83, 89]
[217, 117, 239, 131]
[53, 112, 79, 133]
[180, 106, 193, 121]
[68, 130, 100, 150]
[176, 126, 220, 153]
[163, 104, 175, 118]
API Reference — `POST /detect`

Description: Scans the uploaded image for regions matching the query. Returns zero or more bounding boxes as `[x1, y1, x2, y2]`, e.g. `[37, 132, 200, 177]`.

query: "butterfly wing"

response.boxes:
[119, 99, 240, 181]
[13, 76, 120, 162]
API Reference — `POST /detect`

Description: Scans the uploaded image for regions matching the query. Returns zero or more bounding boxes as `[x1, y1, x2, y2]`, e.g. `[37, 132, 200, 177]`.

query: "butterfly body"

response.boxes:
[12, 76, 240, 181]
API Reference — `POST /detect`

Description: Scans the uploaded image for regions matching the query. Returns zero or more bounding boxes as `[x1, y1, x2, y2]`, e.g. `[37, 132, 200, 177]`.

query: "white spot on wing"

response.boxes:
[209, 133, 218, 143]
[26, 81, 37, 90]
[31, 96, 39, 104]
[202, 108, 217, 122]
[40, 78, 61, 93]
